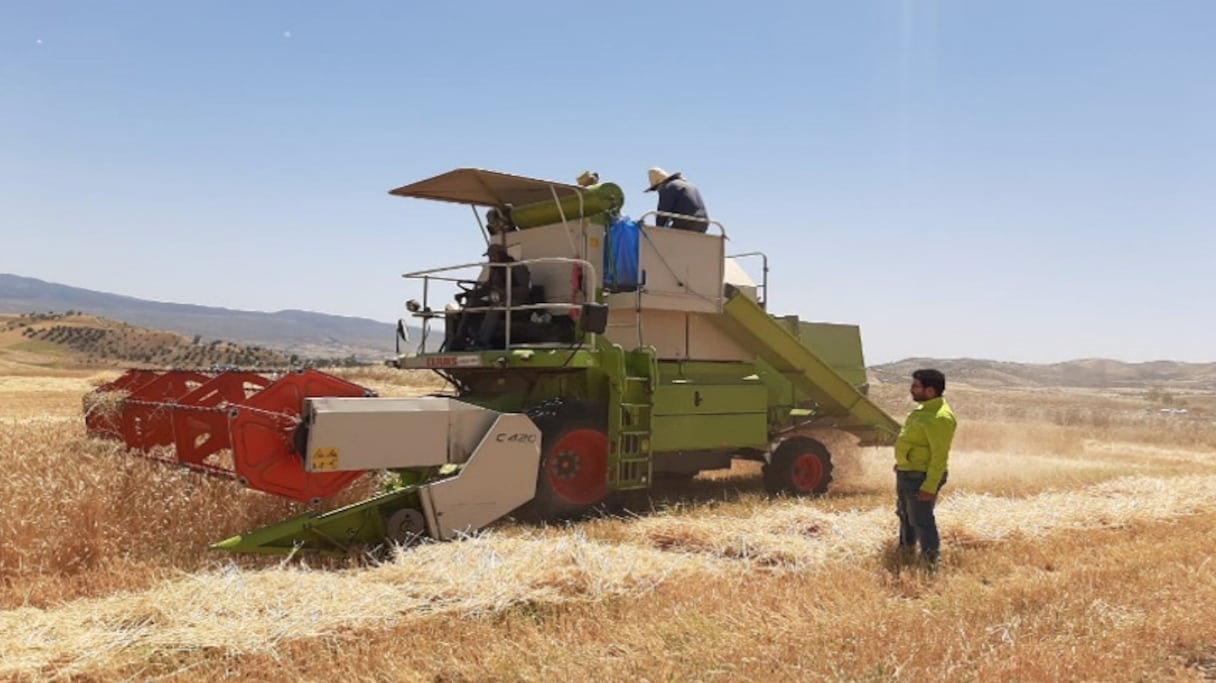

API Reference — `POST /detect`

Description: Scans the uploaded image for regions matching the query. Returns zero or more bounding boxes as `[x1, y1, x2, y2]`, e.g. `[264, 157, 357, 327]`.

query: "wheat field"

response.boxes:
[1, 369, 1215, 681]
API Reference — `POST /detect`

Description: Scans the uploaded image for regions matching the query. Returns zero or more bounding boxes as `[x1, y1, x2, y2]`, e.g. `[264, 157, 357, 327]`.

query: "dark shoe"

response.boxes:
[922, 551, 940, 571]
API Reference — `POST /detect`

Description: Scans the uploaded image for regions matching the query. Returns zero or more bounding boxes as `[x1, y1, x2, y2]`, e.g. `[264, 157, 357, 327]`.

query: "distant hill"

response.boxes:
[0, 312, 292, 370]
[872, 358, 1216, 391]
[0, 273, 405, 360]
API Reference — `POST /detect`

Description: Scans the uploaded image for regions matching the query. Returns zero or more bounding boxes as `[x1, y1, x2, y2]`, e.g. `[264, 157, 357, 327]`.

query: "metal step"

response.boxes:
[610, 353, 656, 491]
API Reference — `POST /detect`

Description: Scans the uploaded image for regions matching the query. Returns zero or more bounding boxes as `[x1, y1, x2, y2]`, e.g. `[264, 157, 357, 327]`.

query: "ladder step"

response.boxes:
[612, 356, 654, 490]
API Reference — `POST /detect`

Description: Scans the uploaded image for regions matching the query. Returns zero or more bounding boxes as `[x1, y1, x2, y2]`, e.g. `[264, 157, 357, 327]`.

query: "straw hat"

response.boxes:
[645, 167, 680, 192]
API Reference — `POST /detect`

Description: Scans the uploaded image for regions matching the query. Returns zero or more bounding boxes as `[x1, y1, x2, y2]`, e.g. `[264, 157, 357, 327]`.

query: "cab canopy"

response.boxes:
[389, 168, 583, 208]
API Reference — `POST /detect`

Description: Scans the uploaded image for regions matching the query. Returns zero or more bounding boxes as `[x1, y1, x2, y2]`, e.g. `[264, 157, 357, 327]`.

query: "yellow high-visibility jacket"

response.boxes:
[894, 397, 956, 493]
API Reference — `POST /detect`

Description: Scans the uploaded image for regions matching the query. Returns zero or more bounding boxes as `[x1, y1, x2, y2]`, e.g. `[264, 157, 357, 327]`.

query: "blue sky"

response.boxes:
[3, 1, 1213, 363]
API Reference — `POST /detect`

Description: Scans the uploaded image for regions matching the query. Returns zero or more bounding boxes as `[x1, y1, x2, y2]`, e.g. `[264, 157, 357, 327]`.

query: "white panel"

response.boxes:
[420, 413, 541, 540]
[605, 308, 688, 359]
[636, 228, 725, 312]
[303, 397, 498, 471]
[687, 312, 754, 362]
[606, 291, 720, 313]
[446, 400, 505, 463]
[723, 258, 758, 302]
[506, 220, 602, 310]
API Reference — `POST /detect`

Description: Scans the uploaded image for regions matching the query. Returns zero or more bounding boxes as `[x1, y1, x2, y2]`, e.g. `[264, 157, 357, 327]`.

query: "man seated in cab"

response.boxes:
[452, 243, 531, 350]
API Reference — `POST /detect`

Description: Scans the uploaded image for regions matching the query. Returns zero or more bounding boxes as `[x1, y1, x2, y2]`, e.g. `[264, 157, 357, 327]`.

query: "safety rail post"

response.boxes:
[470, 204, 489, 244]
[726, 251, 770, 310]
[421, 276, 431, 352]
[504, 265, 513, 348]
[633, 287, 643, 348]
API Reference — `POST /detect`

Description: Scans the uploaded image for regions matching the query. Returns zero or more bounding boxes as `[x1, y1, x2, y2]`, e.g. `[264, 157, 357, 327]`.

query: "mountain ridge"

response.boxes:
[872, 357, 1216, 391]
[0, 273, 401, 360]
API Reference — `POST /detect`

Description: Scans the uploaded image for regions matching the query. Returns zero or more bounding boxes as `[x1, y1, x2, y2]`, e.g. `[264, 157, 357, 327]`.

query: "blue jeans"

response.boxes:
[896, 470, 947, 560]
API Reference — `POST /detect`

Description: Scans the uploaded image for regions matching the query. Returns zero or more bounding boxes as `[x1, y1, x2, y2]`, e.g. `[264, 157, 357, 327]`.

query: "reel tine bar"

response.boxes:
[83, 368, 373, 502]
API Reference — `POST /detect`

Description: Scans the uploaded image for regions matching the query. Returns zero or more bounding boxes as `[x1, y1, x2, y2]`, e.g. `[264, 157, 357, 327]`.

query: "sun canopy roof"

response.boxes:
[388, 168, 584, 208]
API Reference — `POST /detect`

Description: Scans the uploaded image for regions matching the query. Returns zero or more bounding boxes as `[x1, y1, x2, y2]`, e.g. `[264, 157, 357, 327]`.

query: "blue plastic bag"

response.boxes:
[604, 217, 640, 291]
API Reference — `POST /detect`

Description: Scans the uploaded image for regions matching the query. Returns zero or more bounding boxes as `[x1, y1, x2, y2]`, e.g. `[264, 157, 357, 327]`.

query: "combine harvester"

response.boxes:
[84, 168, 900, 555]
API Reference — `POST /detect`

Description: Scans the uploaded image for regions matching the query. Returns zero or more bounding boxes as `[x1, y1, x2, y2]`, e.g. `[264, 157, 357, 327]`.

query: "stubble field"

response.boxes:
[2, 368, 1215, 681]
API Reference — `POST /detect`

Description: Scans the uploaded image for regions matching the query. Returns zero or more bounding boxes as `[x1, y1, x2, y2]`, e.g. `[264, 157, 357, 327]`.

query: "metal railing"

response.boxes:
[637, 211, 728, 238]
[726, 251, 769, 310]
[402, 257, 598, 353]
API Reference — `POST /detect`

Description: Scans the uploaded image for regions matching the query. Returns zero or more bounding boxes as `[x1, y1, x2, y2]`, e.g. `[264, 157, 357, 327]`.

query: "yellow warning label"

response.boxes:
[589, 237, 600, 248]
[312, 447, 340, 472]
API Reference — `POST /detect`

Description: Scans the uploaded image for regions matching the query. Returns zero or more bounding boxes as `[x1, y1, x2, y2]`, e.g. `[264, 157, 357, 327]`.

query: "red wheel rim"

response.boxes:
[545, 429, 608, 505]
[791, 452, 825, 492]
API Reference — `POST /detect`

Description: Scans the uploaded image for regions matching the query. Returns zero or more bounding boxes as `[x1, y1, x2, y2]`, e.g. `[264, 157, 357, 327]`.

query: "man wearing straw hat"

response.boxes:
[645, 167, 709, 232]
[894, 369, 956, 566]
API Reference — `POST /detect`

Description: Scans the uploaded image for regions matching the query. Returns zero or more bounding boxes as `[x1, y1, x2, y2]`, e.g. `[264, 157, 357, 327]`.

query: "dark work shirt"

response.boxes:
[656, 177, 709, 232]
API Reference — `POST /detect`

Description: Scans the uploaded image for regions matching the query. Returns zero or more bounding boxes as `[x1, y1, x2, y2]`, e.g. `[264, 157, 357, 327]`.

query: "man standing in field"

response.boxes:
[894, 368, 956, 565]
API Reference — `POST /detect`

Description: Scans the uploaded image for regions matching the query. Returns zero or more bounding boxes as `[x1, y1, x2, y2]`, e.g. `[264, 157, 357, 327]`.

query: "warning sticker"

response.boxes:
[312, 447, 340, 472]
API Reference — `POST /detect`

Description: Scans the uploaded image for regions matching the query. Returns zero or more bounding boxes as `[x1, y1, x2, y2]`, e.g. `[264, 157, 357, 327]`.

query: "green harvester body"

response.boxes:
[213, 169, 899, 555]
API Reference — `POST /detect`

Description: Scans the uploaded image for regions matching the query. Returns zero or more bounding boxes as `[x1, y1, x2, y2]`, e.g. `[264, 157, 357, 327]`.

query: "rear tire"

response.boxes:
[762, 436, 834, 496]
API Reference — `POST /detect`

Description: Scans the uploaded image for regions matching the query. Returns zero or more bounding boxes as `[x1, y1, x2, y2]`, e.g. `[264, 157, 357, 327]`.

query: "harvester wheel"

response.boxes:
[384, 508, 427, 545]
[763, 436, 834, 496]
[515, 401, 609, 521]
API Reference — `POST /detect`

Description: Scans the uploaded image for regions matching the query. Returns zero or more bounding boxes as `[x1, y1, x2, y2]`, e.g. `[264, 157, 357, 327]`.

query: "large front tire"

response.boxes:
[515, 401, 609, 521]
[762, 436, 834, 496]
